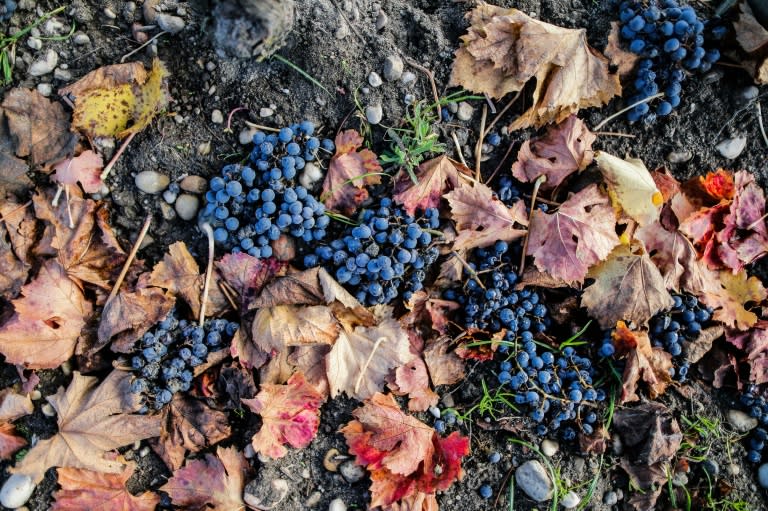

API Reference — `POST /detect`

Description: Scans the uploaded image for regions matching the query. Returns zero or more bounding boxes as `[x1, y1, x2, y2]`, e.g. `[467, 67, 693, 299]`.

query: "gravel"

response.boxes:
[457, 101, 474, 121]
[561, 490, 580, 509]
[401, 71, 416, 85]
[155, 13, 186, 33]
[383, 55, 404, 81]
[135, 170, 170, 194]
[541, 439, 559, 457]
[339, 460, 366, 483]
[368, 71, 383, 87]
[28, 49, 58, 76]
[727, 409, 758, 433]
[603, 490, 619, 506]
[515, 460, 553, 502]
[180, 175, 208, 194]
[328, 498, 347, 511]
[365, 103, 383, 125]
[211, 109, 224, 124]
[716, 136, 747, 159]
[174, 194, 200, 220]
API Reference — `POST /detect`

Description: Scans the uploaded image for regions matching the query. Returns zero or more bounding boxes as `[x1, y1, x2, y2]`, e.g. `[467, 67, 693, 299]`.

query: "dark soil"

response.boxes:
[1, 0, 768, 510]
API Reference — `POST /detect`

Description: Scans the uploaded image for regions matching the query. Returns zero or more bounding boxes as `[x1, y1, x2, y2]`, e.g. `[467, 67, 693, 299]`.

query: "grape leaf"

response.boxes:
[729, 321, 768, 384]
[322, 129, 382, 215]
[0, 390, 33, 422]
[160, 446, 247, 511]
[594, 151, 663, 226]
[12, 370, 161, 483]
[612, 322, 673, 403]
[423, 335, 466, 386]
[393, 156, 470, 216]
[526, 184, 619, 285]
[51, 150, 104, 194]
[0, 222, 28, 298]
[511, 115, 595, 190]
[389, 358, 439, 412]
[445, 181, 528, 251]
[0, 110, 32, 197]
[252, 304, 340, 353]
[582, 243, 674, 329]
[720, 170, 768, 270]
[700, 269, 766, 330]
[99, 288, 176, 353]
[242, 372, 324, 459]
[734, 1, 768, 84]
[52, 464, 159, 511]
[449, 3, 621, 129]
[604, 22, 639, 79]
[0, 423, 26, 461]
[58, 62, 148, 99]
[215, 252, 287, 312]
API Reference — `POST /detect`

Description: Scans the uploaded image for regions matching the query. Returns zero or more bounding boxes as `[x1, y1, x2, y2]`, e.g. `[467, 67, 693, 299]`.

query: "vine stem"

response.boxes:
[105, 214, 152, 306]
[199, 222, 215, 327]
[592, 92, 664, 131]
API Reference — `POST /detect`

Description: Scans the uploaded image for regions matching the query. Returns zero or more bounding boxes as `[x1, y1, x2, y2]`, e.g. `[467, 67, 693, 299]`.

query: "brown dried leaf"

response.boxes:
[0, 110, 31, 197]
[0, 389, 33, 422]
[0, 422, 27, 461]
[612, 323, 673, 403]
[99, 288, 175, 354]
[423, 336, 465, 386]
[604, 21, 639, 79]
[215, 252, 287, 312]
[0, 198, 38, 264]
[52, 464, 159, 511]
[287, 345, 331, 397]
[393, 156, 470, 216]
[58, 62, 148, 99]
[734, 1, 768, 84]
[0, 222, 28, 298]
[322, 129, 382, 215]
[251, 305, 340, 353]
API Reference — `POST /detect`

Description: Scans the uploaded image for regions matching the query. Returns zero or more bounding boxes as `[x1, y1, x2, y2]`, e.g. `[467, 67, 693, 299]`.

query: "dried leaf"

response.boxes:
[604, 22, 639, 79]
[242, 372, 324, 459]
[160, 446, 246, 511]
[252, 304, 340, 354]
[393, 156, 469, 216]
[511, 115, 595, 190]
[594, 151, 663, 226]
[215, 253, 287, 312]
[99, 288, 176, 353]
[58, 62, 148, 99]
[0, 389, 34, 422]
[0, 198, 36, 264]
[582, 243, 674, 329]
[322, 129, 382, 215]
[423, 336, 465, 386]
[51, 150, 104, 193]
[230, 326, 269, 370]
[527, 184, 619, 285]
[612, 322, 673, 403]
[700, 269, 766, 330]
[52, 464, 159, 511]
[389, 358, 439, 412]
[0, 422, 27, 461]
[0, 222, 28, 298]
[287, 345, 330, 397]
[734, 1, 768, 84]
[445, 181, 528, 251]
[121, 59, 170, 137]
[449, 4, 621, 129]
[0, 110, 31, 196]
[12, 370, 161, 483]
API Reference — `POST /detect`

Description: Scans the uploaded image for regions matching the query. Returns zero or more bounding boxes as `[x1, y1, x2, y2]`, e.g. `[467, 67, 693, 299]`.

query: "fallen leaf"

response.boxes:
[52, 464, 159, 511]
[230, 326, 269, 370]
[51, 150, 104, 193]
[12, 370, 161, 483]
[733, 1, 768, 84]
[604, 22, 639, 79]
[730, 321, 768, 384]
[0, 110, 31, 196]
[700, 269, 766, 330]
[721, 170, 768, 270]
[527, 184, 619, 285]
[389, 358, 439, 412]
[322, 129, 382, 215]
[0, 389, 33, 421]
[445, 181, 528, 251]
[242, 372, 324, 459]
[58, 62, 148, 99]
[393, 156, 469, 216]
[251, 304, 340, 353]
[71, 83, 135, 138]
[0, 197, 39, 264]
[0, 422, 26, 461]
[120, 59, 170, 137]
[650, 169, 680, 203]
[287, 345, 331, 397]
[215, 252, 287, 312]
[582, 243, 674, 329]
[423, 336, 466, 386]
[215, 362, 258, 409]
[0, 260, 92, 368]
[594, 151, 663, 226]
[611, 322, 673, 403]
[511, 115, 595, 190]
[620, 460, 666, 511]
[99, 288, 176, 353]
[0, 222, 28, 298]
[449, 3, 621, 129]
[252, 266, 369, 312]
[694, 169, 735, 203]
[160, 446, 247, 511]
[400, 291, 459, 351]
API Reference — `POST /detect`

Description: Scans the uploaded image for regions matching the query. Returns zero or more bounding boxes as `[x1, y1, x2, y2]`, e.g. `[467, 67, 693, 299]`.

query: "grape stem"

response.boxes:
[199, 222, 215, 327]
[756, 101, 768, 149]
[592, 92, 665, 131]
[519, 174, 547, 276]
[105, 213, 152, 306]
[450, 131, 469, 168]
[474, 104, 488, 182]
[452, 251, 486, 290]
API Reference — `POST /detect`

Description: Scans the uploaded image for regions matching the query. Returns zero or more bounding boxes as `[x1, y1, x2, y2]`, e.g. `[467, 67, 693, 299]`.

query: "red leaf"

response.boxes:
[51, 150, 104, 193]
[322, 130, 382, 215]
[0, 422, 26, 460]
[215, 253, 287, 312]
[52, 464, 159, 511]
[389, 358, 439, 412]
[700, 168, 735, 202]
[393, 156, 470, 216]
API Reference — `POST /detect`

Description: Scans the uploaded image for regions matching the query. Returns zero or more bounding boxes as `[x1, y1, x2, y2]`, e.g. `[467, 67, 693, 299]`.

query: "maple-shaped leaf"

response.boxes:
[252, 304, 340, 353]
[594, 151, 663, 226]
[12, 370, 161, 483]
[51, 150, 104, 193]
[445, 181, 528, 251]
[423, 336, 466, 386]
[734, 1, 768, 84]
[526, 184, 619, 285]
[700, 269, 766, 330]
[721, 170, 768, 269]
[449, 4, 621, 129]
[52, 464, 159, 511]
[582, 243, 674, 329]
[0, 260, 91, 368]
[322, 129, 382, 215]
[393, 156, 470, 216]
[0, 389, 33, 422]
[215, 253, 287, 312]
[99, 288, 176, 353]
[511, 115, 595, 190]
[389, 358, 439, 412]
[612, 322, 673, 403]
[327, 307, 412, 401]
[604, 22, 639, 79]
[242, 372, 324, 459]
[160, 446, 247, 511]
[0, 422, 27, 461]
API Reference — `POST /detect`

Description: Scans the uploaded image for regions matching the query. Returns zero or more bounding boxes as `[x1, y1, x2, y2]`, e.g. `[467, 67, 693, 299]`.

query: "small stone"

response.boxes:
[73, 33, 90, 45]
[103, 7, 117, 19]
[156, 13, 185, 33]
[335, 23, 349, 40]
[244, 478, 289, 510]
[429, 405, 441, 418]
[135, 170, 170, 194]
[447, 102, 458, 113]
[739, 85, 760, 104]
[0, 474, 35, 509]
[672, 472, 688, 487]
[206, 61, 217, 72]
[211, 109, 224, 124]
[666, 149, 693, 163]
[163, 189, 178, 204]
[339, 460, 366, 483]
[375, 10, 389, 30]
[239, 127, 257, 145]
[368, 71, 383, 88]
[702, 460, 719, 478]
[603, 491, 619, 506]
[260, 107, 274, 118]
[28, 49, 58, 76]
[541, 439, 559, 457]
[305, 491, 322, 507]
[42, 402, 55, 417]
[457, 102, 474, 121]
[703, 69, 723, 84]
[180, 175, 207, 194]
[728, 463, 740, 476]
[36, 83, 52, 97]
[728, 409, 758, 433]
[561, 491, 580, 509]
[30, 390, 41, 400]
[159, 202, 175, 221]
[197, 141, 211, 156]
[174, 194, 199, 221]
[143, 0, 160, 22]
[383, 55, 404, 81]
[53, 68, 72, 81]
[365, 104, 383, 125]
[758, 463, 768, 489]
[716, 136, 747, 159]
[404, 93, 415, 104]
[401, 71, 416, 85]
[243, 444, 256, 459]
[515, 460, 553, 502]
[139, 446, 150, 457]
[329, 498, 347, 511]
[27, 37, 42, 50]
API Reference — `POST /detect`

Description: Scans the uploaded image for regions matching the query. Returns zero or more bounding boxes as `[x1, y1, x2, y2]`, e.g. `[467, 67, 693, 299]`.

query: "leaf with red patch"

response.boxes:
[322, 130, 382, 215]
[52, 464, 159, 511]
[215, 253, 287, 312]
[389, 358, 439, 412]
[393, 156, 470, 216]
[51, 150, 104, 193]
[0, 423, 26, 461]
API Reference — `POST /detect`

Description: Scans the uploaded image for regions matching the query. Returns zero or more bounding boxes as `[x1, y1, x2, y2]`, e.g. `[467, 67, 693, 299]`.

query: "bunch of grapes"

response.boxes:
[304, 198, 440, 305]
[1, 0, 16, 21]
[128, 310, 238, 410]
[739, 386, 768, 463]
[199, 121, 334, 256]
[617, 0, 721, 123]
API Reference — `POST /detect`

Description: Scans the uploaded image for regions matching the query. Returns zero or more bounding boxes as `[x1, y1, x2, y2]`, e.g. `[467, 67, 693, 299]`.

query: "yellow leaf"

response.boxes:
[71, 84, 135, 138]
[120, 59, 170, 137]
[594, 151, 662, 226]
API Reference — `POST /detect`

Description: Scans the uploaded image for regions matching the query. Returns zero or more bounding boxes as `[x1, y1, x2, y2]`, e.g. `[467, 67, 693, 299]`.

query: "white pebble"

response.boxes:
[135, 170, 170, 194]
[103, 7, 117, 19]
[239, 127, 257, 145]
[368, 71, 383, 87]
[259, 107, 274, 118]
[30, 390, 41, 401]
[73, 33, 90, 45]
[174, 194, 199, 221]
[541, 439, 559, 457]
[53, 68, 72, 81]
[728, 409, 758, 433]
[515, 460, 553, 502]
[383, 55, 404, 81]
[716, 136, 747, 159]
[335, 23, 349, 40]
[155, 13, 185, 33]
[328, 498, 347, 511]
[365, 104, 383, 125]
[299, 162, 324, 189]
[28, 49, 58, 76]
[197, 141, 211, 156]
[401, 71, 416, 86]
[0, 474, 35, 509]
[457, 102, 474, 121]
[41, 403, 56, 417]
[26, 37, 42, 50]
[36, 83, 52, 97]
[211, 109, 224, 124]
[759, 463, 768, 489]
[561, 491, 580, 509]
[375, 11, 389, 30]
[428, 406, 441, 418]
[163, 189, 178, 204]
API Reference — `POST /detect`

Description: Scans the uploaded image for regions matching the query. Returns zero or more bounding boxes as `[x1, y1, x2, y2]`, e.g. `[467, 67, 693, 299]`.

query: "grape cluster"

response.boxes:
[128, 311, 238, 410]
[617, 0, 721, 123]
[199, 121, 334, 256]
[739, 386, 768, 463]
[304, 198, 440, 305]
[0, 0, 16, 22]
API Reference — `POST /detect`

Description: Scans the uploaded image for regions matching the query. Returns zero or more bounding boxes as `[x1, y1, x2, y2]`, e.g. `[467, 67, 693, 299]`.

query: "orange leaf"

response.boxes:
[393, 156, 469, 216]
[322, 130, 382, 215]
[0, 423, 27, 461]
[52, 464, 159, 511]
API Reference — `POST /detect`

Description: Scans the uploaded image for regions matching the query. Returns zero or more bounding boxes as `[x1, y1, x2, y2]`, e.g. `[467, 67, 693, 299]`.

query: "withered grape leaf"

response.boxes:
[322, 129, 382, 215]
[52, 464, 159, 511]
[700, 269, 766, 330]
[51, 150, 104, 194]
[612, 322, 673, 404]
[594, 151, 663, 226]
[393, 155, 470, 216]
[389, 358, 439, 412]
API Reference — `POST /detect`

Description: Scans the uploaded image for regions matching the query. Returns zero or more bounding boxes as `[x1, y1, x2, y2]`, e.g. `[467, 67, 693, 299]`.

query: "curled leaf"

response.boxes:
[594, 151, 662, 226]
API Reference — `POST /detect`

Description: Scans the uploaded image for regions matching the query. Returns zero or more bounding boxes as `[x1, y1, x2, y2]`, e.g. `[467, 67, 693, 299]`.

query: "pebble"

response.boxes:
[716, 136, 747, 159]
[329, 498, 347, 511]
[368, 71, 383, 88]
[0, 474, 35, 509]
[143, 0, 160, 22]
[404, 93, 415, 104]
[135, 170, 170, 194]
[163, 189, 178, 204]
[73, 33, 90, 45]
[197, 141, 211, 156]
[339, 460, 366, 483]
[365, 104, 383, 125]
[211, 109, 224, 124]
[401, 71, 416, 86]
[728, 463, 740, 476]
[739, 85, 760, 104]
[335, 23, 349, 40]
[180, 175, 207, 194]
[239, 127, 257, 145]
[541, 439, 559, 457]
[174, 194, 199, 221]
[429, 406, 441, 418]
[53, 68, 72, 81]
[36, 83, 52, 97]
[103, 7, 117, 19]
[457, 102, 474, 121]
[375, 10, 389, 30]
[383, 55, 404, 81]
[603, 490, 619, 506]
[759, 463, 768, 489]
[702, 460, 719, 478]
[728, 409, 758, 432]
[28, 49, 58, 76]
[243, 478, 289, 510]
[305, 491, 322, 507]
[26, 37, 42, 50]
[30, 390, 41, 401]
[41, 403, 55, 417]
[515, 460, 553, 502]
[672, 472, 688, 487]
[666, 149, 693, 163]
[299, 162, 323, 189]
[43, 19, 65, 35]
[156, 13, 186, 34]
[561, 491, 580, 509]
[703, 69, 723, 84]
[260, 107, 274, 118]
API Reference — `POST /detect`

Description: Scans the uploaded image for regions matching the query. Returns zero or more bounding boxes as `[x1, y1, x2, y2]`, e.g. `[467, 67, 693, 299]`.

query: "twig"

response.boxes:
[593, 131, 636, 138]
[483, 93, 497, 114]
[404, 57, 440, 107]
[243, 120, 280, 132]
[747, 212, 768, 231]
[474, 105, 488, 182]
[219, 280, 239, 311]
[484, 90, 522, 135]
[105, 214, 152, 305]
[199, 222, 215, 326]
[757, 101, 768, 148]
[451, 251, 486, 290]
[592, 92, 664, 131]
[486, 141, 516, 184]
[519, 175, 546, 276]
[101, 131, 137, 181]
[64, 185, 74, 228]
[451, 131, 468, 167]
[355, 337, 384, 394]
[120, 30, 166, 63]
[224, 106, 248, 134]
[52, 184, 64, 206]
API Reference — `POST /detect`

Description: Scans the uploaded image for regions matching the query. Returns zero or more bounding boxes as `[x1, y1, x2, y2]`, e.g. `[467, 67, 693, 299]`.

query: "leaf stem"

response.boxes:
[105, 213, 152, 305]
[355, 337, 384, 394]
[592, 92, 664, 131]
[519, 174, 546, 276]
[101, 131, 137, 181]
[474, 104, 488, 182]
[199, 222, 215, 326]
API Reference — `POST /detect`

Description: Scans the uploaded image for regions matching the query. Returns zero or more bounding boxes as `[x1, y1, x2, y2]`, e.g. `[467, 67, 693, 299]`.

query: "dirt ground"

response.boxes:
[2, 0, 768, 510]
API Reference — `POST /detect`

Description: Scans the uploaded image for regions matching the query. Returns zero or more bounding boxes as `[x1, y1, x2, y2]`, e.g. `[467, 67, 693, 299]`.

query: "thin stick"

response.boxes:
[243, 120, 280, 132]
[757, 101, 768, 148]
[451, 131, 468, 167]
[747, 212, 768, 231]
[101, 131, 137, 181]
[219, 280, 238, 311]
[52, 184, 64, 207]
[475, 104, 487, 182]
[199, 223, 215, 326]
[593, 131, 636, 138]
[484, 91, 521, 135]
[593, 92, 664, 131]
[64, 185, 74, 228]
[519, 175, 546, 276]
[451, 251, 486, 290]
[355, 337, 384, 394]
[404, 57, 440, 107]
[486, 141, 516, 184]
[483, 93, 497, 114]
[105, 214, 152, 305]
[120, 30, 166, 63]
[224, 106, 247, 134]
